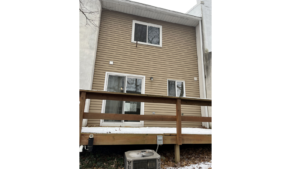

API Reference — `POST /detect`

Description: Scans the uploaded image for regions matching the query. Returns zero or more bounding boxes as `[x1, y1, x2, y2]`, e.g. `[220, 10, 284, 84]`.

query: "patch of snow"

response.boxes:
[81, 127, 211, 135]
[166, 162, 212, 169]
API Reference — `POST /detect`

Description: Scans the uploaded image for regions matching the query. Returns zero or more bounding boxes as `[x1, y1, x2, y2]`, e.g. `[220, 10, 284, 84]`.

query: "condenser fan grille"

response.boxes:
[133, 159, 156, 169]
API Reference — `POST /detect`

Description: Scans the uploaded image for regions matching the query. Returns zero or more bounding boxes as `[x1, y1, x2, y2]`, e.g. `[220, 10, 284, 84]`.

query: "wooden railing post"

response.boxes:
[175, 98, 182, 163]
[79, 92, 86, 146]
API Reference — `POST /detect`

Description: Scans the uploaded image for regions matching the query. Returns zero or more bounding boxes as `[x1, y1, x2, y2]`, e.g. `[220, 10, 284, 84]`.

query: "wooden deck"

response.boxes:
[80, 133, 211, 145]
[80, 90, 212, 162]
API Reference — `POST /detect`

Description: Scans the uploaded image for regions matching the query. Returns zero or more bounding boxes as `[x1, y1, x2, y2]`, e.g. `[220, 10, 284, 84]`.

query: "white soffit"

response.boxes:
[101, 0, 201, 27]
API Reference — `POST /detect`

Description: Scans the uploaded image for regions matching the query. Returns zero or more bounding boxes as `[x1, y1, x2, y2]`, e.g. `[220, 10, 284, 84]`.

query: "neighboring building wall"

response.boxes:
[88, 10, 203, 128]
[188, 0, 212, 128]
[200, 0, 212, 128]
[188, 0, 211, 52]
[80, 0, 102, 126]
[201, 0, 212, 52]
[187, 2, 202, 17]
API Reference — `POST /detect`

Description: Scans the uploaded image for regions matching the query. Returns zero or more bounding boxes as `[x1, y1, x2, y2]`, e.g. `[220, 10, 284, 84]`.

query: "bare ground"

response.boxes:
[80, 144, 211, 169]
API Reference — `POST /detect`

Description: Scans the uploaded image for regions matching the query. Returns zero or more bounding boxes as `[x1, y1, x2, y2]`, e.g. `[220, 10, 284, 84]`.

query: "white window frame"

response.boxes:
[167, 79, 186, 97]
[131, 20, 162, 47]
[100, 72, 145, 127]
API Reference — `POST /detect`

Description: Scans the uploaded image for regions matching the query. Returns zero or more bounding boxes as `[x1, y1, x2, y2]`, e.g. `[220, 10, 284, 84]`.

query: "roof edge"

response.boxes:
[101, 0, 201, 26]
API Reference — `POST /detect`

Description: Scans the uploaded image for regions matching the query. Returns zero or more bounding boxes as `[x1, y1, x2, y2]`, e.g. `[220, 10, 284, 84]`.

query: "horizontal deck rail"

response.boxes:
[82, 90, 212, 106]
[79, 89, 212, 146]
[83, 113, 212, 122]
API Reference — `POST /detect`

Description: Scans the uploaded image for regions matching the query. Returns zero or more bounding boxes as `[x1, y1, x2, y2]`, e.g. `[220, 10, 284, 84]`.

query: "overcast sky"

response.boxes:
[130, 0, 197, 13]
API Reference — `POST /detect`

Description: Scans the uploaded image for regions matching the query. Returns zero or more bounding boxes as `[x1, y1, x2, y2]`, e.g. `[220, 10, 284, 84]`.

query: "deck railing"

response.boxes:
[79, 89, 212, 146]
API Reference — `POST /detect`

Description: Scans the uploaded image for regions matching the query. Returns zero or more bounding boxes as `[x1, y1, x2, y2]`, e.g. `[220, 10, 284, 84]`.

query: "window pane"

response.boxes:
[168, 81, 176, 96]
[104, 75, 125, 122]
[125, 78, 141, 122]
[148, 26, 160, 45]
[126, 78, 141, 94]
[134, 23, 147, 43]
[177, 82, 184, 97]
[106, 75, 125, 93]
[104, 100, 123, 122]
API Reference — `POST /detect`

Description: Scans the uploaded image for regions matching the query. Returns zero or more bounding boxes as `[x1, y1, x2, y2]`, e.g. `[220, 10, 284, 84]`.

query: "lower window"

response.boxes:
[168, 80, 185, 97]
[101, 72, 145, 126]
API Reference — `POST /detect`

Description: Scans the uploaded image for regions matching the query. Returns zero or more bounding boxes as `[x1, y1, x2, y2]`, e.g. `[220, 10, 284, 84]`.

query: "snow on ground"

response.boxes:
[81, 127, 212, 135]
[166, 162, 212, 169]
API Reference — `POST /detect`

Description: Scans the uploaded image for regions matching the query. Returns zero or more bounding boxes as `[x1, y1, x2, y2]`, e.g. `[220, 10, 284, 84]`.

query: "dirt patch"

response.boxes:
[80, 144, 211, 169]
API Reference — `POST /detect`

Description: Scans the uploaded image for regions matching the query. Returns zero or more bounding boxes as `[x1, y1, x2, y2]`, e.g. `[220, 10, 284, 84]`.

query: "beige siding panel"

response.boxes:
[88, 10, 202, 127]
[144, 104, 202, 127]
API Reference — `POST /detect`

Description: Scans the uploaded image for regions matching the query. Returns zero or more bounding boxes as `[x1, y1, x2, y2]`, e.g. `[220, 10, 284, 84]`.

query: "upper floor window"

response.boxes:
[168, 80, 185, 97]
[131, 20, 162, 47]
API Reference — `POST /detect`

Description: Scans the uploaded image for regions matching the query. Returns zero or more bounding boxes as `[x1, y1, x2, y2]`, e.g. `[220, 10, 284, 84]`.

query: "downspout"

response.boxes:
[198, 19, 209, 129]
[200, 3, 209, 128]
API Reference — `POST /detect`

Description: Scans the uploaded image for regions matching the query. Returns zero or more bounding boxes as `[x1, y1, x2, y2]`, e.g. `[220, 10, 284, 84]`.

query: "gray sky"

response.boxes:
[130, 0, 197, 13]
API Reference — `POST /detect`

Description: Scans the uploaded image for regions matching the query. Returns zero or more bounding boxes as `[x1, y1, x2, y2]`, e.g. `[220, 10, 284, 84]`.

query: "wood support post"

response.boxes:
[176, 99, 182, 145]
[175, 99, 182, 163]
[79, 92, 86, 146]
[174, 144, 180, 163]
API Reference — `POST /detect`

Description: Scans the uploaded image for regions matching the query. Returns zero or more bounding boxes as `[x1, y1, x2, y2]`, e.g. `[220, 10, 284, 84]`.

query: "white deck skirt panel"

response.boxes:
[82, 127, 212, 135]
[101, 0, 201, 27]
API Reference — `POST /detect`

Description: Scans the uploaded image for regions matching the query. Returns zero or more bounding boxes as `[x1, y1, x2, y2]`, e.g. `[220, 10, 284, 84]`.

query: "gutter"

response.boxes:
[101, 0, 201, 26]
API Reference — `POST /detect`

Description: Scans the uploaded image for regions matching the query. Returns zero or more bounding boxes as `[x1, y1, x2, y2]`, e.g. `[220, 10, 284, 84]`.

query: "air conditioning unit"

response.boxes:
[124, 149, 161, 169]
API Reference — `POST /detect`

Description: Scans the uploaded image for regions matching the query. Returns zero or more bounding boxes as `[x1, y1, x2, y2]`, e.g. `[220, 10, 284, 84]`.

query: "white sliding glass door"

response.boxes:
[101, 72, 145, 126]
[104, 75, 125, 122]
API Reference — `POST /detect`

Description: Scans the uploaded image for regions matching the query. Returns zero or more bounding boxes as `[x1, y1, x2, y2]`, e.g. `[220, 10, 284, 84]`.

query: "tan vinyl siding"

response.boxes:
[88, 10, 202, 127]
